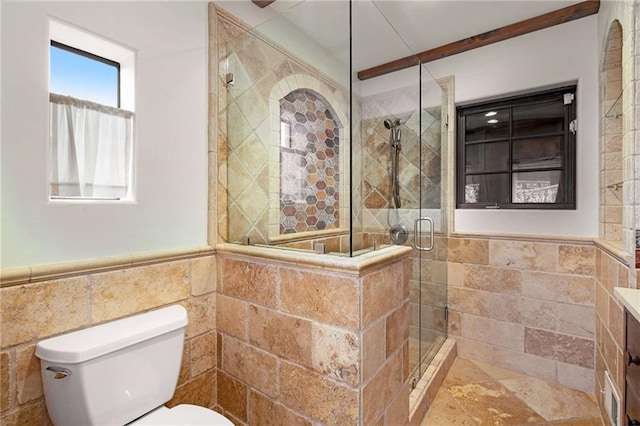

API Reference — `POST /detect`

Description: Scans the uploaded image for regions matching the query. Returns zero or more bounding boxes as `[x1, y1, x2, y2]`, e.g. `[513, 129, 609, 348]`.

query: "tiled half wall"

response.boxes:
[0, 256, 218, 425]
[215, 245, 413, 425]
[1, 237, 629, 425]
[594, 243, 632, 423]
[446, 236, 601, 394]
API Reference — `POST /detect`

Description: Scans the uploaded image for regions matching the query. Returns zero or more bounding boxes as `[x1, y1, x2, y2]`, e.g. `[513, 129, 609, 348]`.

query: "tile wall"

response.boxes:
[360, 92, 442, 233]
[600, 21, 624, 245]
[0, 255, 218, 426]
[446, 236, 598, 393]
[217, 10, 352, 247]
[594, 244, 630, 422]
[279, 90, 341, 234]
[408, 236, 449, 361]
[363, 232, 449, 380]
[596, 1, 640, 421]
[215, 245, 412, 425]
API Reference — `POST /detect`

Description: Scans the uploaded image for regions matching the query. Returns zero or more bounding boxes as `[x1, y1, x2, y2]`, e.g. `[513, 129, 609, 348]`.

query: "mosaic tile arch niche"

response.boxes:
[268, 74, 351, 242]
[278, 89, 342, 234]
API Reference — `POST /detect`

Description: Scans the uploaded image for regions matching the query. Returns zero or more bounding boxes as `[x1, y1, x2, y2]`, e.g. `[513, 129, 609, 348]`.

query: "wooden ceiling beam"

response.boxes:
[251, 0, 276, 8]
[357, 0, 600, 81]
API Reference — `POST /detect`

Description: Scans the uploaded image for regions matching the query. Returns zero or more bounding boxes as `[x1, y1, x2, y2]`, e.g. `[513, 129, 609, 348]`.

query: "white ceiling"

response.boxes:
[215, 0, 586, 72]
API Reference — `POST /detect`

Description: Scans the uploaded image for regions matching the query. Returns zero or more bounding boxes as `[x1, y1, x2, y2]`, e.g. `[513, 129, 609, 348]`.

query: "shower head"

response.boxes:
[383, 118, 402, 129]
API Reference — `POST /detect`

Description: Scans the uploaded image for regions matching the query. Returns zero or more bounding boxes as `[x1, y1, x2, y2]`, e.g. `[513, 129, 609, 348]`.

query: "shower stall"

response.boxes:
[217, 0, 448, 405]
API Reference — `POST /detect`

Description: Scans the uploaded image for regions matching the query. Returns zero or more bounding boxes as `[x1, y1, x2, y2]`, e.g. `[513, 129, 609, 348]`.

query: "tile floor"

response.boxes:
[421, 357, 603, 425]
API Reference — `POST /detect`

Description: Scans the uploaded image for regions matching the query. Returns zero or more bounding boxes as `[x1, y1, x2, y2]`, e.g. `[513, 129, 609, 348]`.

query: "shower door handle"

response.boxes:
[413, 217, 434, 251]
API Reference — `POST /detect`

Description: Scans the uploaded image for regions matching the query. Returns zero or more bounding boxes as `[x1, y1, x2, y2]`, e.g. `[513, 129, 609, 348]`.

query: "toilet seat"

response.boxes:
[129, 404, 234, 425]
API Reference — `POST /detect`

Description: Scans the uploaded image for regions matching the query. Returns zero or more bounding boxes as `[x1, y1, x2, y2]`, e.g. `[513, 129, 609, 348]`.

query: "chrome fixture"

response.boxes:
[414, 217, 434, 252]
[384, 118, 402, 210]
[45, 366, 71, 379]
[607, 181, 623, 190]
[384, 118, 407, 245]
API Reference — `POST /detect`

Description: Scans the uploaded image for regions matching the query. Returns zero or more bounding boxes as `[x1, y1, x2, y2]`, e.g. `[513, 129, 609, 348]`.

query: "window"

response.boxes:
[49, 20, 135, 200]
[456, 86, 576, 209]
[50, 41, 120, 107]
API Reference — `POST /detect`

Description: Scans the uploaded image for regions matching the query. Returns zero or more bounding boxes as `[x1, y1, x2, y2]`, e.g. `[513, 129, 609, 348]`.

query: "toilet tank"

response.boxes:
[35, 305, 188, 426]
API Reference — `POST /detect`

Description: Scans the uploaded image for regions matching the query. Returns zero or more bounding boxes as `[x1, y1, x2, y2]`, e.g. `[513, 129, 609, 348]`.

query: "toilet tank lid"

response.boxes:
[35, 305, 188, 364]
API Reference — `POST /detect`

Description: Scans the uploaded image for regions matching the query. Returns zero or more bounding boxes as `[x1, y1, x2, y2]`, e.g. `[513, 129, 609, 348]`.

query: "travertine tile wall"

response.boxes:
[0, 256, 218, 426]
[594, 245, 630, 423]
[217, 9, 352, 246]
[598, 2, 640, 261]
[360, 93, 442, 232]
[360, 231, 448, 384]
[446, 236, 598, 393]
[596, 2, 640, 421]
[600, 21, 624, 244]
[409, 236, 449, 368]
[215, 249, 412, 425]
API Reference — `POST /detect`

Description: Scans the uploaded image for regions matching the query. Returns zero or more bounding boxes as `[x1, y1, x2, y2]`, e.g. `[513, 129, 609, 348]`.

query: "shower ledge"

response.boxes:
[215, 242, 412, 276]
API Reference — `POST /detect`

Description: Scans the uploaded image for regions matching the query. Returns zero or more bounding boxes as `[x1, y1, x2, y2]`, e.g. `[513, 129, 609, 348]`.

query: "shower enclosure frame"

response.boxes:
[217, 0, 450, 404]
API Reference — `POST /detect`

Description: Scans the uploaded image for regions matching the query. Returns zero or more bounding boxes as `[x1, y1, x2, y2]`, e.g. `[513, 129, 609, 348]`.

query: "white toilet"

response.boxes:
[35, 305, 233, 426]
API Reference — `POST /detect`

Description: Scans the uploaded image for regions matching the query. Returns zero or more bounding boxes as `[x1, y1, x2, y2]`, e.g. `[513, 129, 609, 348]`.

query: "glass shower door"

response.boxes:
[410, 67, 448, 386]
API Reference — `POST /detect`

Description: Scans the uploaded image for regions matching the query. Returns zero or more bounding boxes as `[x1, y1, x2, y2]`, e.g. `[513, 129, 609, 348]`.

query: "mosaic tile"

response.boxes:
[279, 90, 340, 234]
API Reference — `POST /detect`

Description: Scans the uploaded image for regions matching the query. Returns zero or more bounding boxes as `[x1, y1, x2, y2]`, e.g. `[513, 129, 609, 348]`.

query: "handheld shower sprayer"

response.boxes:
[384, 117, 408, 245]
[384, 119, 403, 149]
[385, 118, 402, 208]
[383, 118, 402, 129]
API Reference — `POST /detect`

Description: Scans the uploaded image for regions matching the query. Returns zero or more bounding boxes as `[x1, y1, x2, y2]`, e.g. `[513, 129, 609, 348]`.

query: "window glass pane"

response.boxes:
[50, 43, 119, 107]
[513, 171, 561, 203]
[465, 142, 509, 173]
[464, 174, 509, 204]
[512, 101, 564, 137]
[465, 109, 510, 142]
[512, 136, 563, 170]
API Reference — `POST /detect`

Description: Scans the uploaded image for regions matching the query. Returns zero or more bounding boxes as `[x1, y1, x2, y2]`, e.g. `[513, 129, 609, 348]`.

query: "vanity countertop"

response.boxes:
[614, 287, 640, 322]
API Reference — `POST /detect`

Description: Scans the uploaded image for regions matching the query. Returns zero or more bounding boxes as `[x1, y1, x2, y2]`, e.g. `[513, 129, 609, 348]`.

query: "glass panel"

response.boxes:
[420, 83, 443, 219]
[513, 171, 561, 203]
[465, 141, 509, 173]
[222, 0, 449, 398]
[50, 43, 119, 108]
[513, 136, 562, 170]
[464, 174, 509, 204]
[513, 100, 564, 137]
[223, 1, 350, 250]
[352, 0, 423, 259]
[417, 69, 447, 381]
[465, 108, 509, 142]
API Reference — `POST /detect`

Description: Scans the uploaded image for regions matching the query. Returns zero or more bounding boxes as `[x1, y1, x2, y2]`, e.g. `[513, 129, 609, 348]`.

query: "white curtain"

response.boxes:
[50, 93, 133, 199]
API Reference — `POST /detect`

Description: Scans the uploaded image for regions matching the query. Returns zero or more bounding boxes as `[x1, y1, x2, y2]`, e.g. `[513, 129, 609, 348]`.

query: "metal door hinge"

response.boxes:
[564, 93, 574, 105]
[570, 119, 577, 134]
[444, 306, 448, 322]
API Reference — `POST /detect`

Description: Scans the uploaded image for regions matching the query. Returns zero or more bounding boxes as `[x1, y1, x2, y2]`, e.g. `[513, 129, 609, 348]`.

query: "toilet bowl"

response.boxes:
[130, 405, 232, 425]
[35, 305, 233, 426]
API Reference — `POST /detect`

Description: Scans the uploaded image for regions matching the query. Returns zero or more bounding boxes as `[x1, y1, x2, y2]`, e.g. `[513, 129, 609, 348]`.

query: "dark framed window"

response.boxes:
[456, 86, 576, 209]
